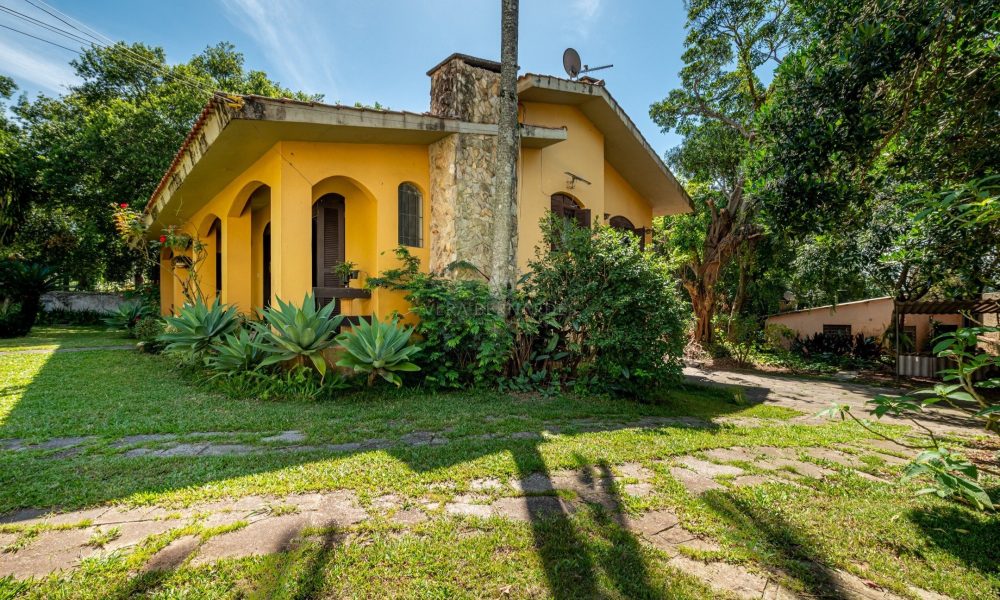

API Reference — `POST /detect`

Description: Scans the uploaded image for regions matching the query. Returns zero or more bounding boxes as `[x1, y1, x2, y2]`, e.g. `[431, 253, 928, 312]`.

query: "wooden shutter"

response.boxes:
[576, 208, 591, 228]
[550, 195, 566, 217]
[312, 195, 346, 309]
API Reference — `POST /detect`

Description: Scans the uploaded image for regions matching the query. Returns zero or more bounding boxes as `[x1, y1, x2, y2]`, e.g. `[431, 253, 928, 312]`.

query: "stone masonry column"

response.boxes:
[427, 55, 502, 276]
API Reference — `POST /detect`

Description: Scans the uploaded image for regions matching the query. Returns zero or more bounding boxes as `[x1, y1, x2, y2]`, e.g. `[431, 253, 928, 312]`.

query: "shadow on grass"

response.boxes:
[907, 504, 1000, 577]
[701, 492, 853, 599]
[0, 339, 758, 597]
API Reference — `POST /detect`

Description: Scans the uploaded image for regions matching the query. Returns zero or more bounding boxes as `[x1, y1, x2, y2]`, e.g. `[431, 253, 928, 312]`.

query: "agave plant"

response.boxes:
[159, 298, 240, 359]
[204, 325, 267, 377]
[255, 294, 344, 376]
[336, 316, 420, 387]
[103, 301, 151, 334]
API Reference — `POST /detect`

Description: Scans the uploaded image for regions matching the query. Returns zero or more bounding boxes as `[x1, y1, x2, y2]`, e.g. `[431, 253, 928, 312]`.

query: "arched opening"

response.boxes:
[608, 215, 645, 250]
[262, 223, 271, 310]
[197, 214, 223, 300]
[550, 193, 591, 227]
[310, 176, 377, 316]
[232, 184, 272, 312]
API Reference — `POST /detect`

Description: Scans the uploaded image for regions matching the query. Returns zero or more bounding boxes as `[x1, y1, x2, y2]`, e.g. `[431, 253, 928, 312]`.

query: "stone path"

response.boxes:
[684, 366, 983, 437]
[0, 439, 932, 599]
[0, 414, 731, 461]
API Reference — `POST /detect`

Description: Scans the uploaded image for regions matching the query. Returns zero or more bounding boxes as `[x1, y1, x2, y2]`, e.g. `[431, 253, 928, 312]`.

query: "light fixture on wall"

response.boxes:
[565, 171, 591, 189]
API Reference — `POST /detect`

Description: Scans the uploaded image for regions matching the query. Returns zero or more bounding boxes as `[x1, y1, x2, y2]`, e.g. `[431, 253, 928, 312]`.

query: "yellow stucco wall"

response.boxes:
[518, 102, 606, 271]
[159, 103, 661, 317]
[604, 161, 653, 231]
[160, 142, 429, 321]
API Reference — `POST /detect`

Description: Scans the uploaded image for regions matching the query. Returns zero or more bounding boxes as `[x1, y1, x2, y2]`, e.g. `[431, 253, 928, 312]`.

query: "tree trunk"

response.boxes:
[686, 262, 721, 346]
[489, 0, 520, 310]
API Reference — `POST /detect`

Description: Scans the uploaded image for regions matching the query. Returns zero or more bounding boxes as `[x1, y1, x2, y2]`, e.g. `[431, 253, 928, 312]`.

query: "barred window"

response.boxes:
[823, 324, 852, 337]
[398, 183, 423, 247]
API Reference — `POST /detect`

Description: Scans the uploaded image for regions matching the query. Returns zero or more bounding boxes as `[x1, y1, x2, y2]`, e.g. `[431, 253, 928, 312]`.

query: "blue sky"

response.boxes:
[0, 0, 688, 153]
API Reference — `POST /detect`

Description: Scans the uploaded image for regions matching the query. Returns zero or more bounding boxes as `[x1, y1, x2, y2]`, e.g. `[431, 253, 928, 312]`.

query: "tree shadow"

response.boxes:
[701, 492, 885, 599]
[907, 504, 1000, 576]
[0, 344, 757, 596]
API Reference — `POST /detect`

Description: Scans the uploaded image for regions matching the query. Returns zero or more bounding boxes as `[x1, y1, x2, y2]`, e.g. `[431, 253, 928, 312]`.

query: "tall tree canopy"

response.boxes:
[1, 41, 317, 287]
[651, 0, 799, 344]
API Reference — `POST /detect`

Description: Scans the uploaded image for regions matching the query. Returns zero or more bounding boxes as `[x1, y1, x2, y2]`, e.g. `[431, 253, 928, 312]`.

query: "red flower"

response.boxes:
[119, 202, 128, 208]
[159, 235, 167, 243]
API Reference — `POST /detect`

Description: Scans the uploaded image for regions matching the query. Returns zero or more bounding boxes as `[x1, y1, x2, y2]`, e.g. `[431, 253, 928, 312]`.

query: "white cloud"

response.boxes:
[0, 36, 78, 93]
[573, 0, 602, 37]
[219, 0, 336, 96]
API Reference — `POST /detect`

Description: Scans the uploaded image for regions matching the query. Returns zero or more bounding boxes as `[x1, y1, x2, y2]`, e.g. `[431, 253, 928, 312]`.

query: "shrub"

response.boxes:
[103, 301, 151, 336]
[0, 258, 55, 337]
[336, 316, 420, 386]
[159, 298, 240, 360]
[367, 248, 511, 388]
[763, 323, 796, 350]
[792, 332, 881, 363]
[205, 327, 267, 376]
[134, 316, 165, 353]
[212, 365, 350, 401]
[519, 216, 688, 395]
[254, 294, 344, 377]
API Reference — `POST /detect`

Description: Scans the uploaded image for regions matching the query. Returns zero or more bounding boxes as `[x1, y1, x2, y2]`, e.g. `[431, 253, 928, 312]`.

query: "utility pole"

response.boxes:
[489, 0, 519, 310]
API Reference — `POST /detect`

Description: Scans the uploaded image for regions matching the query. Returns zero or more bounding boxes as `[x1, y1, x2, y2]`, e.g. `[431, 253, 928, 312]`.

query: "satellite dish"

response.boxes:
[563, 48, 581, 79]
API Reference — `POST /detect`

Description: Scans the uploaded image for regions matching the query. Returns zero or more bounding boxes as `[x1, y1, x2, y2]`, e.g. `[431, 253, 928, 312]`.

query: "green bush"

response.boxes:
[0, 258, 55, 337]
[254, 294, 343, 377]
[103, 301, 151, 336]
[159, 298, 240, 360]
[212, 365, 350, 401]
[520, 216, 688, 396]
[205, 327, 267, 376]
[133, 316, 165, 353]
[367, 248, 511, 388]
[336, 316, 421, 386]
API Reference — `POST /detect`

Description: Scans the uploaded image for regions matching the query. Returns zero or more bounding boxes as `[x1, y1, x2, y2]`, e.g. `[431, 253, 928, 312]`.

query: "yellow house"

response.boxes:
[143, 54, 691, 319]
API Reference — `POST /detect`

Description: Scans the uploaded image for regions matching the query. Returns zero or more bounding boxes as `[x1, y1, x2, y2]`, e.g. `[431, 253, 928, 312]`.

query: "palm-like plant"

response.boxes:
[255, 294, 344, 376]
[159, 298, 240, 359]
[204, 326, 267, 377]
[336, 316, 420, 387]
[103, 301, 151, 334]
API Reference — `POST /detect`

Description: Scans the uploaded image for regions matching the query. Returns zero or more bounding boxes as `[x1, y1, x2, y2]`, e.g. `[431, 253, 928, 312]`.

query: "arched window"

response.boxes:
[398, 183, 423, 247]
[550, 193, 591, 227]
[609, 215, 645, 250]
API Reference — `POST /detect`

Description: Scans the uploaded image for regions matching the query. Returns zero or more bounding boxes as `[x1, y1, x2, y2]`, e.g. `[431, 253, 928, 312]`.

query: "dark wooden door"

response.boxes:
[550, 193, 591, 227]
[312, 194, 346, 310]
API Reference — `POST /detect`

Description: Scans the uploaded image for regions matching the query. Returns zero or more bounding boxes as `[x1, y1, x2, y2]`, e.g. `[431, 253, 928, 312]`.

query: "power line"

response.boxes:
[22, 0, 105, 45]
[0, 21, 78, 53]
[0, 5, 93, 46]
[0, 1, 220, 98]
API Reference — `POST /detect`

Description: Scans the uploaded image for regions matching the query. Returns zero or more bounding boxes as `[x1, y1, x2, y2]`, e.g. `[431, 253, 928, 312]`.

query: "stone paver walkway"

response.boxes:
[684, 367, 983, 437]
[0, 437, 935, 599]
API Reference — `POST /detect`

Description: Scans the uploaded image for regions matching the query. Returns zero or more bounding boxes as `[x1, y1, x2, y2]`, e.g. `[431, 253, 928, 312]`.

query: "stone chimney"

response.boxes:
[428, 53, 501, 123]
[426, 54, 505, 276]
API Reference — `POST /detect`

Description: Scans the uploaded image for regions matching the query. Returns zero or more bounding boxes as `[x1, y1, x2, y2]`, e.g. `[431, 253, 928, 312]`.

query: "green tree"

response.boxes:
[3, 42, 317, 287]
[650, 0, 799, 344]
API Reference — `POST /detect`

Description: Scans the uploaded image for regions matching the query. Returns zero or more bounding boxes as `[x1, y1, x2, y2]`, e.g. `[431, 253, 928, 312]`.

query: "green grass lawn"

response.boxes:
[0, 325, 131, 351]
[0, 327, 997, 599]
